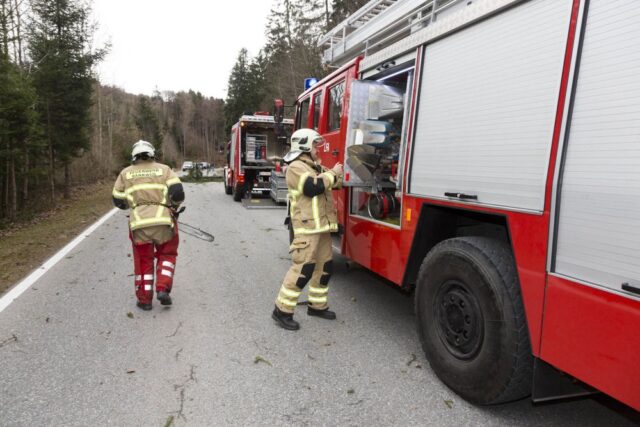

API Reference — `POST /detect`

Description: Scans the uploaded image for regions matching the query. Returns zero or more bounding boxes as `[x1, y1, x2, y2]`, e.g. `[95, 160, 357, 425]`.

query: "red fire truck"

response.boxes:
[289, 0, 640, 409]
[224, 113, 293, 201]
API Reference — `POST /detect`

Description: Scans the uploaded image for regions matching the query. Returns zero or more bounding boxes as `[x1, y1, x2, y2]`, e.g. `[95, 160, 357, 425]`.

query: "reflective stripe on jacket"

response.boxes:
[112, 161, 182, 231]
[287, 154, 341, 236]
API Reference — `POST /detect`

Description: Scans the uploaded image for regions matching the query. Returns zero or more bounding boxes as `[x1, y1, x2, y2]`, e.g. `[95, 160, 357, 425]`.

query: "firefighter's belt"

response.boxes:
[133, 202, 171, 208]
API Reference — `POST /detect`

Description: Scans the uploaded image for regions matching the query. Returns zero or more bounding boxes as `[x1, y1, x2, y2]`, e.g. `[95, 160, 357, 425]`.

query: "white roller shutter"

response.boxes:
[554, 0, 640, 298]
[409, 0, 573, 212]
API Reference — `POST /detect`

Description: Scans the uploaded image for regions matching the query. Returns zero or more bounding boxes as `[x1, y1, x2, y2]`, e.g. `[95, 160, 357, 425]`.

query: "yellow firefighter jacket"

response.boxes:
[112, 161, 182, 231]
[287, 154, 342, 236]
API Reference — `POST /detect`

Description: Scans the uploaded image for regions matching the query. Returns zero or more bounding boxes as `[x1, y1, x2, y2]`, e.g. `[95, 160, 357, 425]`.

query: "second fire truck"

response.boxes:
[224, 113, 293, 201]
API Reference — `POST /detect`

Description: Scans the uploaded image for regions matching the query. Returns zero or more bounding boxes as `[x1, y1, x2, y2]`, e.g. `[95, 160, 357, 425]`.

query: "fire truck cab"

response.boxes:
[224, 113, 293, 201]
[296, 0, 640, 410]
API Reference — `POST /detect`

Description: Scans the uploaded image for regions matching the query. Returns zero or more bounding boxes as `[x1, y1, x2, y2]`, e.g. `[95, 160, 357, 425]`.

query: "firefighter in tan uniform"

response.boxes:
[112, 140, 185, 310]
[272, 129, 343, 330]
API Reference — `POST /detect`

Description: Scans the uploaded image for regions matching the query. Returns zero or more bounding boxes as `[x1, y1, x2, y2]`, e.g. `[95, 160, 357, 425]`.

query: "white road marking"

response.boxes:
[0, 208, 119, 314]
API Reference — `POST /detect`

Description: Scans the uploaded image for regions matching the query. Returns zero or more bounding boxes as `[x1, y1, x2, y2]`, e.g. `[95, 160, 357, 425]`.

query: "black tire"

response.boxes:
[224, 181, 232, 195]
[415, 237, 532, 405]
[232, 184, 244, 202]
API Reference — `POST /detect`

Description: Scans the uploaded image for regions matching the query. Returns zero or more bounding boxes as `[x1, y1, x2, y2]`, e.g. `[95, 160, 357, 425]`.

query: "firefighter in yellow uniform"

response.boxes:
[112, 140, 184, 311]
[272, 129, 343, 330]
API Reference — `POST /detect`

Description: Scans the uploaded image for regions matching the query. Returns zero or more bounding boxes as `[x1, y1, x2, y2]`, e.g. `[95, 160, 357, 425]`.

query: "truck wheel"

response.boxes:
[415, 237, 532, 405]
[224, 181, 232, 195]
[232, 184, 244, 202]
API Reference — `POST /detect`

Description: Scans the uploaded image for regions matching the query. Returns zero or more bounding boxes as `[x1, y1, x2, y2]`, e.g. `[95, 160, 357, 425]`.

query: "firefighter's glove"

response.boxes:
[171, 206, 186, 219]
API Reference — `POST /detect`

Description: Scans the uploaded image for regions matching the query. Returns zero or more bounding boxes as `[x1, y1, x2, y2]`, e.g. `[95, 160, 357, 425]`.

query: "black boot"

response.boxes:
[272, 306, 300, 330]
[307, 307, 336, 320]
[157, 291, 172, 306]
[136, 301, 152, 311]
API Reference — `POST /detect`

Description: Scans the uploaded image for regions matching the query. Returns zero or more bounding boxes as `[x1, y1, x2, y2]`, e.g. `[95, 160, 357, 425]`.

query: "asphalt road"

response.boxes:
[0, 182, 637, 426]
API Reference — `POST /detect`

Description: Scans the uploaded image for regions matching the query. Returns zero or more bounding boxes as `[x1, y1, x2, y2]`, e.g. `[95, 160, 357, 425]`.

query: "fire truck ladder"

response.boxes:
[319, 0, 470, 67]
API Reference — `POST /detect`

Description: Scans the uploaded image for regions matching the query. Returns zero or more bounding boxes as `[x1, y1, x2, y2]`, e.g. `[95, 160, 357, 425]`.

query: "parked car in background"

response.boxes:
[182, 161, 194, 171]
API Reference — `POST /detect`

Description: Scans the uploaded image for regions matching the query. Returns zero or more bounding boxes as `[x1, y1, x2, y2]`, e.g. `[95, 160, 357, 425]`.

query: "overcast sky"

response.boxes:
[91, 0, 274, 99]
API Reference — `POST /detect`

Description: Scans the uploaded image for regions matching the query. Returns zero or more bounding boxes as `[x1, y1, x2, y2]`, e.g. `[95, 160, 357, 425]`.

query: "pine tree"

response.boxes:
[329, 0, 369, 27]
[28, 0, 106, 199]
[135, 96, 163, 157]
[225, 48, 260, 131]
[0, 59, 37, 219]
[0, 0, 40, 220]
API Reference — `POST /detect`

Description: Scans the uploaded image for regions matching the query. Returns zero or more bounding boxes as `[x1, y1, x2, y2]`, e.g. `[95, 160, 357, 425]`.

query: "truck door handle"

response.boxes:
[444, 192, 478, 201]
[621, 283, 640, 295]
[332, 149, 339, 156]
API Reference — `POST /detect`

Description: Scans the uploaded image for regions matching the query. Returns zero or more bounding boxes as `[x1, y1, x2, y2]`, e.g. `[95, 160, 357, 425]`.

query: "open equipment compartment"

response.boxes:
[241, 121, 288, 165]
[344, 65, 414, 226]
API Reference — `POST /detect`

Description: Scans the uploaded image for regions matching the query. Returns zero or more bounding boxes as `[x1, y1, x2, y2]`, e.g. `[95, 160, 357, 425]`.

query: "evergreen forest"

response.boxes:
[0, 0, 367, 222]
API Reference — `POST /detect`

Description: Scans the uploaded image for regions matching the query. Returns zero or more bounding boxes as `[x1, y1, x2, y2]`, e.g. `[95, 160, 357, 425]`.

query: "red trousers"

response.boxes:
[129, 226, 179, 304]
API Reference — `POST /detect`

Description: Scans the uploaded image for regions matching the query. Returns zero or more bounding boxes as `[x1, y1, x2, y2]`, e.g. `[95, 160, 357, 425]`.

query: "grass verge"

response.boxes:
[0, 181, 114, 296]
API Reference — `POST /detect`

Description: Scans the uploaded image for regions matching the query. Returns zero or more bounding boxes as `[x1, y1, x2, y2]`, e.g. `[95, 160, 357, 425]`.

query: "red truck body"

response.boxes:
[295, 0, 640, 409]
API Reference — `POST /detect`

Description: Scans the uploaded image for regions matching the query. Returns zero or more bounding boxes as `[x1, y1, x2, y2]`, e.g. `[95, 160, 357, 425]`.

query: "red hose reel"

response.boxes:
[367, 191, 397, 220]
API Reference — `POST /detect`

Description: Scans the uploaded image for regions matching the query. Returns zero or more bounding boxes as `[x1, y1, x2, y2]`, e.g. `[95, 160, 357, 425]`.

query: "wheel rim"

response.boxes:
[434, 280, 484, 360]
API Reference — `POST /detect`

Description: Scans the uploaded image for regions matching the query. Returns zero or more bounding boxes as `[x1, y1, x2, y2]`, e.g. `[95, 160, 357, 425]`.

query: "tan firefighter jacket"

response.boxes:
[287, 154, 342, 236]
[112, 161, 182, 231]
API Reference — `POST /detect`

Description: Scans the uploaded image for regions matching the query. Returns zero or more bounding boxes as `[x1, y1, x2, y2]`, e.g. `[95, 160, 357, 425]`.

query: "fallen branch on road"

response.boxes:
[0, 334, 18, 348]
[254, 355, 272, 366]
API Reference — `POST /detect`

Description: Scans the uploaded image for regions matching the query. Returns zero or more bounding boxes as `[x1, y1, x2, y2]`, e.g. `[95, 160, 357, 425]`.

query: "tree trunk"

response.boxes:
[63, 161, 69, 199]
[3, 158, 9, 218]
[182, 129, 186, 158]
[13, 0, 22, 65]
[47, 101, 55, 203]
[0, 163, 4, 219]
[107, 96, 113, 174]
[0, 0, 9, 60]
[325, 0, 329, 29]
[97, 83, 102, 167]
[10, 153, 16, 220]
[7, 0, 17, 62]
[204, 119, 210, 162]
[22, 144, 28, 202]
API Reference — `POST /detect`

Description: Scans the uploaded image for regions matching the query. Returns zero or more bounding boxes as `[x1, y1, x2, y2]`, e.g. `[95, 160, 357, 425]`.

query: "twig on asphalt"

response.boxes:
[0, 334, 18, 348]
[254, 355, 272, 366]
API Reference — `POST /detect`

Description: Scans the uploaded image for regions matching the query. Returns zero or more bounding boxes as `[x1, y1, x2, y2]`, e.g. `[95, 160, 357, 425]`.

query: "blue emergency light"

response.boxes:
[304, 78, 319, 90]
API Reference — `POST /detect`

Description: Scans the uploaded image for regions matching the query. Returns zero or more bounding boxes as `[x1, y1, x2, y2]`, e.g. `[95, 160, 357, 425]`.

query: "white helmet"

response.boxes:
[283, 128, 324, 163]
[131, 140, 155, 161]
